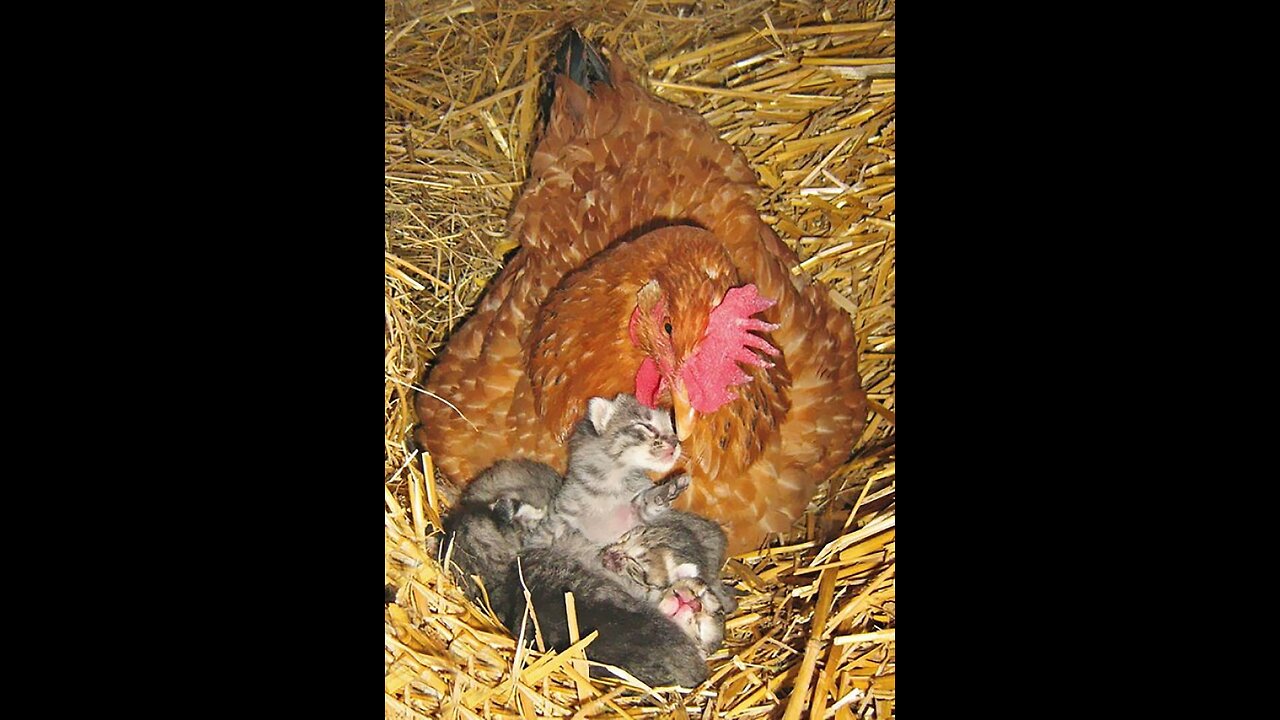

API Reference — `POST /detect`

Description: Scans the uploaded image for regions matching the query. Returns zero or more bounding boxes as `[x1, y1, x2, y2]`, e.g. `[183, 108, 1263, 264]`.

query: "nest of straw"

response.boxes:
[385, 1, 895, 717]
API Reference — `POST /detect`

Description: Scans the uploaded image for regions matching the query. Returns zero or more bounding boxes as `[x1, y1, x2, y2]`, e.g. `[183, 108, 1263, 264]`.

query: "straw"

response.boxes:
[386, 1, 896, 716]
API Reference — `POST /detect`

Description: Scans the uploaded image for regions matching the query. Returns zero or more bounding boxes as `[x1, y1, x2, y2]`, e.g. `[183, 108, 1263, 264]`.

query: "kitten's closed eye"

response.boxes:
[624, 557, 650, 586]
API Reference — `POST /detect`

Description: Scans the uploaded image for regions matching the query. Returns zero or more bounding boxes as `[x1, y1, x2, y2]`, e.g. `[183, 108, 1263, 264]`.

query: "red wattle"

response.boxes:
[634, 357, 663, 407]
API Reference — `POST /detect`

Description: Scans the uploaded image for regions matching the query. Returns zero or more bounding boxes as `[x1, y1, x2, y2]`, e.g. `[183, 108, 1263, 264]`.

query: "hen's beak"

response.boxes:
[672, 382, 695, 442]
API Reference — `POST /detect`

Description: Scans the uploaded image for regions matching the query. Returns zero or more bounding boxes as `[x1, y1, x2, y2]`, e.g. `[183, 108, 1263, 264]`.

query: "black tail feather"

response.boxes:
[539, 28, 611, 124]
[556, 28, 610, 89]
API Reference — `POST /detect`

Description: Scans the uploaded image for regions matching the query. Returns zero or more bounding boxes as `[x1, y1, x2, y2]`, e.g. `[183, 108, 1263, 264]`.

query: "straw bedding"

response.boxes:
[385, 1, 895, 717]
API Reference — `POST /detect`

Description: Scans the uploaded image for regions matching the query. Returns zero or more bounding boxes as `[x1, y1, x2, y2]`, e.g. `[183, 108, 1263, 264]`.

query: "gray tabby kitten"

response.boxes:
[504, 546, 716, 687]
[525, 401, 740, 629]
[529, 393, 683, 549]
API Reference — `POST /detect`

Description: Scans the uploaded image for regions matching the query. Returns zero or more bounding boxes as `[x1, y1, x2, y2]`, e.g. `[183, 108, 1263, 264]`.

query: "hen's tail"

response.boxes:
[539, 28, 611, 121]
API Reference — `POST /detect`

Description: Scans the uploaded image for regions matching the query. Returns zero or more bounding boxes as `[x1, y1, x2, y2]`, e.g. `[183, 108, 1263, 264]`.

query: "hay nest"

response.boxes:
[385, 1, 896, 717]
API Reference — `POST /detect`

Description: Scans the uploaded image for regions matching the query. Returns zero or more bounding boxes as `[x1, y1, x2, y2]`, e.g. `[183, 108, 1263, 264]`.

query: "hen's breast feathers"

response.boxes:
[419, 49, 866, 552]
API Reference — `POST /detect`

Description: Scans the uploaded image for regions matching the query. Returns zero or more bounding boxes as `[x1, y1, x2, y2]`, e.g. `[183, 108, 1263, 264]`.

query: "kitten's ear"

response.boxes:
[587, 396, 617, 434]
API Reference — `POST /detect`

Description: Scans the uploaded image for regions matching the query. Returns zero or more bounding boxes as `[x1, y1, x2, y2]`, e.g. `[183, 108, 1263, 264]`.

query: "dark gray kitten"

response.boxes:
[440, 459, 563, 619]
[504, 546, 713, 688]
[456, 458, 563, 530]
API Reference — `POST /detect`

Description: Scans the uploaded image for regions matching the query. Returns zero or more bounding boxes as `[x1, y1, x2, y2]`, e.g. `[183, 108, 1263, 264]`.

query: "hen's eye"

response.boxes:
[664, 321, 673, 335]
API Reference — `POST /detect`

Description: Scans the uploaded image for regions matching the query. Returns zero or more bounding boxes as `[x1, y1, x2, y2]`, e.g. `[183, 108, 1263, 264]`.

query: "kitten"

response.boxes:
[529, 393, 682, 549]
[456, 458, 563, 531]
[600, 509, 738, 615]
[504, 546, 714, 688]
[440, 459, 564, 618]
[598, 482, 739, 651]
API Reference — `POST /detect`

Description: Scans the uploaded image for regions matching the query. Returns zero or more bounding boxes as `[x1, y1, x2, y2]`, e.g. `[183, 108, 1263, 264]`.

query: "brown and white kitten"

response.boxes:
[599, 485, 739, 650]
[602, 511, 736, 598]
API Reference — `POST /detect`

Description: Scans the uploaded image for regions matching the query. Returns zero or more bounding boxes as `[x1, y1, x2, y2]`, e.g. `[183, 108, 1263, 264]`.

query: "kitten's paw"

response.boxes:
[667, 472, 692, 496]
[653, 473, 691, 503]
[665, 577, 710, 613]
[600, 546, 627, 573]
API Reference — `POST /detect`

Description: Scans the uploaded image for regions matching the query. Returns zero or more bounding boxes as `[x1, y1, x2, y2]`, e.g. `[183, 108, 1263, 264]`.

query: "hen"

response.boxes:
[416, 30, 866, 554]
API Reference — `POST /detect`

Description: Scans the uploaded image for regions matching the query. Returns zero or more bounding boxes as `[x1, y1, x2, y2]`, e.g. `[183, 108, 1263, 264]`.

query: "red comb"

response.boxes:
[678, 284, 779, 413]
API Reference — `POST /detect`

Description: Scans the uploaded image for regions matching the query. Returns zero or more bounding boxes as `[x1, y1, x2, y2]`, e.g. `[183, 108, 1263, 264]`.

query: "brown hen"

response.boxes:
[416, 31, 866, 554]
